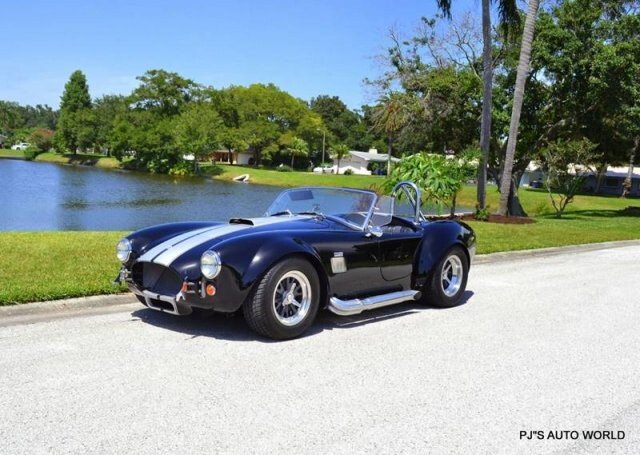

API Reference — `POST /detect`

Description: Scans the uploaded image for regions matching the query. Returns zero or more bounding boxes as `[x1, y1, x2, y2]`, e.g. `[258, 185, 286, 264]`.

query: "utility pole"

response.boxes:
[321, 130, 326, 168]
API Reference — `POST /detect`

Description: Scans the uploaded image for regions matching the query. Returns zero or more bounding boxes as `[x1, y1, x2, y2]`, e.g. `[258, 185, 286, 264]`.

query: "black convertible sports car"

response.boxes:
[114, 181, 476, 339]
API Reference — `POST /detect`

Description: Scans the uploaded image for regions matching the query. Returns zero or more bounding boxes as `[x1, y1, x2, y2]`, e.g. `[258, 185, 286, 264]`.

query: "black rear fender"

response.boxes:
[414, 221, 475, 287]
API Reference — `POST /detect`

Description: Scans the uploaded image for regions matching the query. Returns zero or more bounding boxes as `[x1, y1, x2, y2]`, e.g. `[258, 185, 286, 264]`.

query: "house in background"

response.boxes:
[0, 134, 7, 147]
[520, 162, 640, 196]
[583, 166, 640, 196]
[332, 148, 399, 175]
[212, 149, 254, 165]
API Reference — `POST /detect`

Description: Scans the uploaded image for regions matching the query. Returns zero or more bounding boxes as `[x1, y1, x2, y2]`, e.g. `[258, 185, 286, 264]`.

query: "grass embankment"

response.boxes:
[34, 152, 123, 169]
[0, 148, 27, 159]
[1, 149, 124, 168]
[0, 232, 127, 305]
[212, 163, 381, 188]
[1, 169, 638, 305]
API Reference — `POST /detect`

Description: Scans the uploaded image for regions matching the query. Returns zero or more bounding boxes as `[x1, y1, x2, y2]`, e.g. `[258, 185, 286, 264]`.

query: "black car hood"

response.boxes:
[135, 215, 328, 270]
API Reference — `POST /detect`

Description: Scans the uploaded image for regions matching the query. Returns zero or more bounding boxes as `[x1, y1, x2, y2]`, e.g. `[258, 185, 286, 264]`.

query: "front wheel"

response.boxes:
[424, 246, 469, 308]
[243, 258, 320, 340]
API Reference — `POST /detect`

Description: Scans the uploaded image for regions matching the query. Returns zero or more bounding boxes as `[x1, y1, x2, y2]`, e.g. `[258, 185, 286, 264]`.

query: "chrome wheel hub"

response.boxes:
[273, 271, 312, 326]
[441, 255, 463, 297]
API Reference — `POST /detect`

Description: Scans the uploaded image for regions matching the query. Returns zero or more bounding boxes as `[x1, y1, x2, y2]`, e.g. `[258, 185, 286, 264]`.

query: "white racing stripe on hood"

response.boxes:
[152, 224, 251, 267]
[137, 226, 221, 263]
[139, 216, 312, 268]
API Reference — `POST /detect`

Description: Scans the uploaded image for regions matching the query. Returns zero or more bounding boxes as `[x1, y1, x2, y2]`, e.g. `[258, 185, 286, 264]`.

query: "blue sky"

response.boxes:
[1, 0, 475, 110]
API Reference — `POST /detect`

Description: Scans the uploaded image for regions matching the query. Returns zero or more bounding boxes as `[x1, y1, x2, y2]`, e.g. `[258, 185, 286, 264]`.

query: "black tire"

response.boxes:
[243, 257, 321, 340]
[424, 246, 469, 308]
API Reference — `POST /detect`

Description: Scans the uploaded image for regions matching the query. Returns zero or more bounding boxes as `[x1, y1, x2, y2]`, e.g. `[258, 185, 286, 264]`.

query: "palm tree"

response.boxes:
[497, 0, 540, 216]
[331, 144, 349, 174]
[436, 0, 519, 209]
[371, 92, 406, 175]
[286, 137, 309, 169]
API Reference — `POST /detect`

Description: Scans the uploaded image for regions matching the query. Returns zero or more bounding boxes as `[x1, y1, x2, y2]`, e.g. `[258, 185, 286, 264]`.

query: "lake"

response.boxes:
[0, 160, 284, 231]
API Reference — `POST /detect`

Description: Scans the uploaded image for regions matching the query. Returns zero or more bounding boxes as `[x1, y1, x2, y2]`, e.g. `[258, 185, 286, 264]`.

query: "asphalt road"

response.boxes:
[1, 245, 639, 454]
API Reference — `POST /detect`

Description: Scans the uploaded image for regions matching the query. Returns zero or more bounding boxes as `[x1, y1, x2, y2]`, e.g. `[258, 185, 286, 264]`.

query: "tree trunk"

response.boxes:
[387, 136, 393, 175]
[594, 163, 608, 193]
[450, 192, 457, 218]
[477, 0, 492, 210]
[497, 0, 540, 216]
[291, 155, 294, 168]
[623, 138, 638, 197]
[507, 176, 528, 217]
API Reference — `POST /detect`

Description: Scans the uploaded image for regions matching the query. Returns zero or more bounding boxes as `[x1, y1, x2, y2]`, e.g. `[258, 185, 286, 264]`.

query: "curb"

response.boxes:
[0, 294, 137, 327]
[1, 240, 639, 325]
[473, 239, 640, 264]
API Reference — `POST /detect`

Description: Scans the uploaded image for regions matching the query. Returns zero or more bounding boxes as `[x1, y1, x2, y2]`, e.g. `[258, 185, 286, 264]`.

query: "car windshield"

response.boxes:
[265, 187, 377, 229]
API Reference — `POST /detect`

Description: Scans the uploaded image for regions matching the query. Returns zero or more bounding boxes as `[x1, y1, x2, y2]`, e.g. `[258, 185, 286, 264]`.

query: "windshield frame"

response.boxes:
[265, 187, 378, 231]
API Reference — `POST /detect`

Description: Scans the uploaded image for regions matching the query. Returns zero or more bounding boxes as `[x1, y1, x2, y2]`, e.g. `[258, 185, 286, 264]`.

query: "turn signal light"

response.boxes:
[206, 284, 216, 296]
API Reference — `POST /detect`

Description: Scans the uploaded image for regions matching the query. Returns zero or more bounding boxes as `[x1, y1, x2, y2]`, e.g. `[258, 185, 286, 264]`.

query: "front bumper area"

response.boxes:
[132, 288, 193, 316]
[114, 265, 198, 316]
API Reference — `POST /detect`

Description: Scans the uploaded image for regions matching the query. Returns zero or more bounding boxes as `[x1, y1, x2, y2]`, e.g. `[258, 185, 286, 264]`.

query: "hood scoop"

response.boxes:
[229, 215, 311, 227]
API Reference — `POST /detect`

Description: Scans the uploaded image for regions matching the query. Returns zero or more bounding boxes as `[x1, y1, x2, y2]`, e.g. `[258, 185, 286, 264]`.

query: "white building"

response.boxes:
[333, 149, 400, 175]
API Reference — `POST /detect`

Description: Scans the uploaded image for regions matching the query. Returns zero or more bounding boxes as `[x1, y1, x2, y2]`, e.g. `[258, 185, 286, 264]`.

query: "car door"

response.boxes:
[377, 225, 423, 283]
[312, 229, 383, 298]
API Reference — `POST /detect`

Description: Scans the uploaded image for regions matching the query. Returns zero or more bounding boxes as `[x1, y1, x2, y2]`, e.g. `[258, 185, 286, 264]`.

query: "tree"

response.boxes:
[371, 92, 407, 174]
[93, 95, 127, 155]
[129, 69, 200, 116]
[283, 136, 309, 168]
[28, 128, 54, 152]
[542, 138, 601, 218]
[56, 70, 92, 154]
[331, 144, 349, 173]
[174, 103, 223, 171]
[436, 0, 519, 210]
[497, 0, 540, 216]
[310, 95, 364, 149]
[383, 149, 478, 215]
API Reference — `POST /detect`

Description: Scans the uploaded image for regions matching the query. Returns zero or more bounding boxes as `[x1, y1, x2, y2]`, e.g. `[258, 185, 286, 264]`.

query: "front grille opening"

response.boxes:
[132, 262, 182, 296]
[148, 298, 174, 312]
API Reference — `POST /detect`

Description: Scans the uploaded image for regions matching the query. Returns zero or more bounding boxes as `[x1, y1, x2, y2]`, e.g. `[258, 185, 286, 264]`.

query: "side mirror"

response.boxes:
[366, 225, 383, 238]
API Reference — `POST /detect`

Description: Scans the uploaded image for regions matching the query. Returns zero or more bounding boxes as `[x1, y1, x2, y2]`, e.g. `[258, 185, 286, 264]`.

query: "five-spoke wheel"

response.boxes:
[243, 257, 320, 339]
[425, 246, 469, 308]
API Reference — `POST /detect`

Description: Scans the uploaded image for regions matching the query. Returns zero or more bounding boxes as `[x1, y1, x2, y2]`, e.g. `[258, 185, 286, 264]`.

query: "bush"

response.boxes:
[276, 164, 293, 172]
[343, 169, 353, 175]
[23, 146, 42, 161]
[168, 161, 193, 176]
[29, 128, 54, 152]
[474, 204, 490, 221]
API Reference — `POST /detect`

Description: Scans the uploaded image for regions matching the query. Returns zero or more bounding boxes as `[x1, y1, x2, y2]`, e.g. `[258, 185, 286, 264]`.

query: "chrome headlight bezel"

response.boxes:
[116, 238, 132, 263]
[201, 250, 222, 279]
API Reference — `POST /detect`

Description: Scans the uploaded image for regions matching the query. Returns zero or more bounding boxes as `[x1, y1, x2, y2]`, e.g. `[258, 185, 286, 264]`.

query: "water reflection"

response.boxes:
[0, 160, 283, 231]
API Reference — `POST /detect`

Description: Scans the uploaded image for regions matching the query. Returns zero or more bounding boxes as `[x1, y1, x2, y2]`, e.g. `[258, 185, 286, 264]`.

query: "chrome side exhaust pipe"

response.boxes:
[328, 290, 421, 316]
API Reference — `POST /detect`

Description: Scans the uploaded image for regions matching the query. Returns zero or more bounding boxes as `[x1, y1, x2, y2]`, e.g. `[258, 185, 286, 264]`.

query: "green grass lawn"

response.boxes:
[35, 152, 123, 169]
[0, 232, 128, 305]
[0, 148, 27, 159]
[212, 163, 382, 188]
[1, 167, 638, 305]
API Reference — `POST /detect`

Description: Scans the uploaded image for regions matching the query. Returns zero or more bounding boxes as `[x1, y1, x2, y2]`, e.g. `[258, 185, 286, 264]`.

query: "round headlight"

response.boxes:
[201, 250, 222, 279]
[116, 238, 132, 263]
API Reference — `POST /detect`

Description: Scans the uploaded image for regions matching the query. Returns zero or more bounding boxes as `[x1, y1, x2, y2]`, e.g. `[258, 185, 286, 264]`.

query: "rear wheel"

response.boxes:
[243, 258, 320, 340]
[424, 246, 469, 308]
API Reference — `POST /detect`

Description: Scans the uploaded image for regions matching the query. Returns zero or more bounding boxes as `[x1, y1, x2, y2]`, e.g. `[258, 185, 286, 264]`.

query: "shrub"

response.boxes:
[23, 146, 42, 161]
[167, 161, 193, 176]
[343, 169, 353, 175]
[29, 128, 54, 152]
[541, 138, 601, 218]
[474, 204, 490, 221]
[276, 164, 293, 172]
